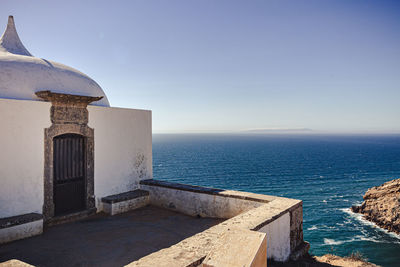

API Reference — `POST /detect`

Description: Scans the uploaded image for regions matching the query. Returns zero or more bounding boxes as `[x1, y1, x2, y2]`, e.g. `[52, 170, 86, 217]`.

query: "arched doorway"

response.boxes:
[53, 134, 86, 216]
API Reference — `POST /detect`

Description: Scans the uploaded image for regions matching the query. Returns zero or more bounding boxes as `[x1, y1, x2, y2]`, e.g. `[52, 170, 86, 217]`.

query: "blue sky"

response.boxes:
[2, 0, 400, 133]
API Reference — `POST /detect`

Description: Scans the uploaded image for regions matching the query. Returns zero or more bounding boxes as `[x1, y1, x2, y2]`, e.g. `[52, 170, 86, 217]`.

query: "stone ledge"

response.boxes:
[202, 227, 267, 267]
[0, 214, 43, 244]
[0, 213, 43, 229]
[46, 208, 96, 226]
[140, 179, 273, 203]
[101, 189, 149, 204]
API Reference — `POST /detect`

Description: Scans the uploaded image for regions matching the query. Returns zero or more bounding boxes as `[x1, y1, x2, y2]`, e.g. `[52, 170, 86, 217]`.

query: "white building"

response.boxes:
[0, 16, 307, 265]
[0, 16, 152, 239]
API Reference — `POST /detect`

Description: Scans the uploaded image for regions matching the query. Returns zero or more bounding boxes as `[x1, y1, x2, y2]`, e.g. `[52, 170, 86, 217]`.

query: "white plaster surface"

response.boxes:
[0, 16, 109, 106]
[141, 185, 263, 218]
[89, 106, 152, 210]
[102, 196, 149, 215]
[258, 212, 291, 262]
[0, 219, 43, 244]
[0, 99, 152, 218]
[0, 99, 51, 218]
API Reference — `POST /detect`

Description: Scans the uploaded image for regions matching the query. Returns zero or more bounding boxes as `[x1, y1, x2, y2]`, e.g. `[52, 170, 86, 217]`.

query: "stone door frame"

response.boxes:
[36, 90, 102, 222]
[43, 124, 95, 221]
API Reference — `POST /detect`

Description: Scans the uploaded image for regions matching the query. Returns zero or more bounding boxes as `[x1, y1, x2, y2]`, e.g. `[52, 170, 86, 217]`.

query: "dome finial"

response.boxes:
[0, 15, 32, 56]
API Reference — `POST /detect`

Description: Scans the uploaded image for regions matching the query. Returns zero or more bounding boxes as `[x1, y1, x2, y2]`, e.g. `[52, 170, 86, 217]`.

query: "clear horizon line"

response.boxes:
[152, 130, 400, 135]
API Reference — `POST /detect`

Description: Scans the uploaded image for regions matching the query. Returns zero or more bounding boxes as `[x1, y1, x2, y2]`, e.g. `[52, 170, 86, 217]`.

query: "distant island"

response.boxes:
[242, 128, 313, 134]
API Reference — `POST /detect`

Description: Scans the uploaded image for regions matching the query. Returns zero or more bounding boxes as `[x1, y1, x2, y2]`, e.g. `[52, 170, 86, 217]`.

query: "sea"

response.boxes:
[153, 134, 400, 267]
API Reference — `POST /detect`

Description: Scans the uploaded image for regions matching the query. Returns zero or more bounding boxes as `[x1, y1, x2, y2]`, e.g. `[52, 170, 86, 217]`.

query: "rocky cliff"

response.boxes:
[351, 178, 400, 234]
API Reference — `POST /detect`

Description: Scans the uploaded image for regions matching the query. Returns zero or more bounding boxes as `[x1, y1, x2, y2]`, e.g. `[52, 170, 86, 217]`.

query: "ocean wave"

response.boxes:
[308, 224, 337, 231]
[340, 208, 400, 241]
[323, 235, 398, 246]
[323, 238, 345, 245]
[355, 235, 393, 244]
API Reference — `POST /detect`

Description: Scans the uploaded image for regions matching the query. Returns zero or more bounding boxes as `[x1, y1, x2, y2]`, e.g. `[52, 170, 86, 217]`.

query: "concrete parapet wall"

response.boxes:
[140, 182, 264, 218]
[202, 227, 267, 267]
[134, 180, 304, 265]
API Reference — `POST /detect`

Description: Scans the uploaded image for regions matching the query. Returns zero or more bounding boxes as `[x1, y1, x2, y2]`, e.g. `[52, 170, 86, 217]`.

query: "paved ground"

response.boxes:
[0, 206, 223, 267]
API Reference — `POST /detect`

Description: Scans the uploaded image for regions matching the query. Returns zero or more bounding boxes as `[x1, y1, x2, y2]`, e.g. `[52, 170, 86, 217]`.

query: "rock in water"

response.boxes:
[351, 179, 400, 234]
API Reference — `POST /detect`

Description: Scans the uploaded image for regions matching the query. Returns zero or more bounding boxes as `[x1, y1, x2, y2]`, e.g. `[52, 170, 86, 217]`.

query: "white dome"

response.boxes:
[0, 16, 110, 107]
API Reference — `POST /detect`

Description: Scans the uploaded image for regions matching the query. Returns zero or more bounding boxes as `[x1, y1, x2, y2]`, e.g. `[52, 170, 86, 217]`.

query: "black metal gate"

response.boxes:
[53, 134, 86, 216]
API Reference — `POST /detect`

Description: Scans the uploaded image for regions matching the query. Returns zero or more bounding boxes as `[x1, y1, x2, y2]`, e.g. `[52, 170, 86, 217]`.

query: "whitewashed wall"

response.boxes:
[0, 99, 51, 218]
[88, 106, 152, 210]
[0, 99, 152, 218]
[258, 212, 291, 262]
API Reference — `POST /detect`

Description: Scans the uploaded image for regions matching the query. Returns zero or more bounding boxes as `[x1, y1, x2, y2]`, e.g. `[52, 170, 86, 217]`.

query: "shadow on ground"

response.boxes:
[0, 206, 223, 267]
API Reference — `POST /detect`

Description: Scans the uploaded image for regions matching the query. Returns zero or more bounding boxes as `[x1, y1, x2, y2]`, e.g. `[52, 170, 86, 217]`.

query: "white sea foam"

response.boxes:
[356, 235, 389, 243]
[323, 238, 345, 245]
[323, 234, 399, 246]
[340, 208, 400, 241]
[319, 208, 400, 247]
[313, 224, 338, 231]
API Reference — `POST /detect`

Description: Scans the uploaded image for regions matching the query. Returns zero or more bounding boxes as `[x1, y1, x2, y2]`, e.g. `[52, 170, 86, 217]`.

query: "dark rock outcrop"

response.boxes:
[351, 179, 400, 234]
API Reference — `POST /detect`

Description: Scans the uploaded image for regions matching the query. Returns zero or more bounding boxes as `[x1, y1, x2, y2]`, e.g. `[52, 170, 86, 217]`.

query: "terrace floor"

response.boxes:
[0, 206, 223, 267]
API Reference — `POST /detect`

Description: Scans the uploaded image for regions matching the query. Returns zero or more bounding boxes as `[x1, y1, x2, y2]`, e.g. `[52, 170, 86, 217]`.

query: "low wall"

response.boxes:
[137, 180, 304, 264]
[140, 180, 269, 218]
[202, 227, 267, 267]
[0, 213, 43, 244]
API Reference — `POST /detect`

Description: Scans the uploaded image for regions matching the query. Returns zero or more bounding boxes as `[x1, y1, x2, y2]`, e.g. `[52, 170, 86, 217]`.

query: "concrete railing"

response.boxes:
[140, 179, 273, 219]
[135, 179, 305, 265]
